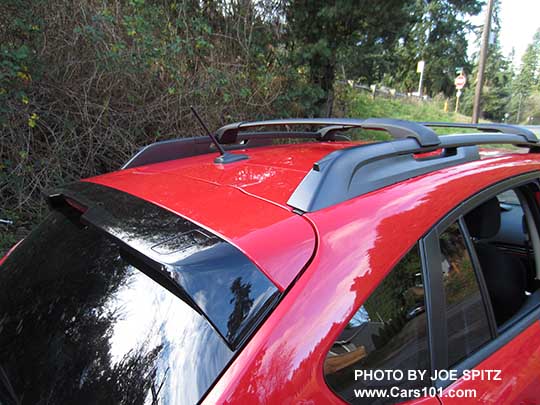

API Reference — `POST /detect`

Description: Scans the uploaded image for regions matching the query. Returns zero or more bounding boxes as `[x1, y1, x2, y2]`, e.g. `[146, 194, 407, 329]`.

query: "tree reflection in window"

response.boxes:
[439, 222, 490, 367]
[227, 277, 254, 342]
[0, 211, 233, 405]
[325, 244, 430, 404]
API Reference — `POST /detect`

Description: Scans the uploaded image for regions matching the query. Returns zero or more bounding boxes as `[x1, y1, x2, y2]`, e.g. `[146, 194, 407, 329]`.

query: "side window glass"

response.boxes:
[439, 222, 491, 366]
[325, 244, 429, 404]
[497, 189, 520, 205]
[465, 189, 540, 330]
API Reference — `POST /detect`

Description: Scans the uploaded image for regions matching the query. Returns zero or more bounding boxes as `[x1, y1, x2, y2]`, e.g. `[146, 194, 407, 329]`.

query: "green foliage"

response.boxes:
[0, 208, 22, 256]
[0, 229, 19, 258]
[461, 7, 515, 121]
[466, 46, 513, 121]
[517, 91, 540, 124]
[0, 0, 301, 233]
[0, 0, 45, 122]
[384, 0, 481, 97]
[453, 4, 539, 124]
[507, 28, 540, 123]
[340, 84, 468, 127]
[286, 0, 414, 116]
[514, 29, 540, 96]
[1, 0, 536, 251]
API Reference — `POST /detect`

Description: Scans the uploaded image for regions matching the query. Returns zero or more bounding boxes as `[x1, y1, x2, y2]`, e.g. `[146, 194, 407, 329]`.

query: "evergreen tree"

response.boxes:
[286, 0, 414, 116]
[509, 28, 540, 122]
[387, 0, 482, 97]
[462, 4, 514, 121]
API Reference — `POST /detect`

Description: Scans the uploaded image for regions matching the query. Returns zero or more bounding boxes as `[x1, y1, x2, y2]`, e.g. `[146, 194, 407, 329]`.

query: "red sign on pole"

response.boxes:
[455, 74, 467, 90]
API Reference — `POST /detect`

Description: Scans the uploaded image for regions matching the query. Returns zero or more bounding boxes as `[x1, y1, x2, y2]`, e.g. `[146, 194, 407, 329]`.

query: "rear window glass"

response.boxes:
[0, 183, 279, 404]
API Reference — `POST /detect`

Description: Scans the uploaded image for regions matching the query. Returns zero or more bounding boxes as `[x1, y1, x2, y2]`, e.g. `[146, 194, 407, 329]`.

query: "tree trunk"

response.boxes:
[311, 56, 336, 117]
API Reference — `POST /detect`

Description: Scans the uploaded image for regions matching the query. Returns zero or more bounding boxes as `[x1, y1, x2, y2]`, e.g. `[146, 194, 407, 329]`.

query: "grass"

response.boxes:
[336, 89, 476, 141]
[337, 89, 533, 149]
[345, 90, 470, 123]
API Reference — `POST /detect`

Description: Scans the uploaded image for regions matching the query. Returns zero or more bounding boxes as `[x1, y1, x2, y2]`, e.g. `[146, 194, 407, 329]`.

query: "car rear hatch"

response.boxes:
[0, 182, 282, 404]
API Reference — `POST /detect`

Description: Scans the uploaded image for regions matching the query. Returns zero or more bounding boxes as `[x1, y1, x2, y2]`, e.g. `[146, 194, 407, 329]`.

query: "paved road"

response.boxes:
[524, 125, 540, 137]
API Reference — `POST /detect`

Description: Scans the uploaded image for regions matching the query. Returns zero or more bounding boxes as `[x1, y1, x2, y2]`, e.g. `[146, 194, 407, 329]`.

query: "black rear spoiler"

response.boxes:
[47, 181, 280, 350]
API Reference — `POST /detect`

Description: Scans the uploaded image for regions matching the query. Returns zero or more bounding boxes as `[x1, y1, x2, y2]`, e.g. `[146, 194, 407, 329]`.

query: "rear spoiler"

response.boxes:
[46, 181, 280, 350]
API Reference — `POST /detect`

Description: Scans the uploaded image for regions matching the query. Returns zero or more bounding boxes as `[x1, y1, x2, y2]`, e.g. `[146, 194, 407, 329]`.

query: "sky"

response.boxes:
[499, 0, 540, 63]
[469, 0, 540, 66]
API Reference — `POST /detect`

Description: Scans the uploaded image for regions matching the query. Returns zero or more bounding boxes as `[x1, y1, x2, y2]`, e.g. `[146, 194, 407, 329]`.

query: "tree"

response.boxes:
[286, 0, 414, 116]
[387, 0, 482, 96]
[227, 277, 254, 341]
[509, 28, 540, 122]
[462, 4, 514, 121]
[476, 42, 513, 120]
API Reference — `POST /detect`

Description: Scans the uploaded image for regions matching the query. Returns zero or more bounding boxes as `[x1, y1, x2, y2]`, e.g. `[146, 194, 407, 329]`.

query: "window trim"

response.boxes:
[423, 171, 540, 388]
[420, 234, 447, 379]
[424, 221, 494, 388]
[451, 305, 540, 377]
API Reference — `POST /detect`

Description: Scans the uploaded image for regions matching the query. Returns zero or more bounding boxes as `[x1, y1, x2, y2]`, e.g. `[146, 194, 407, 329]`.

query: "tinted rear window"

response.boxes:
[0, 183, 279, 404]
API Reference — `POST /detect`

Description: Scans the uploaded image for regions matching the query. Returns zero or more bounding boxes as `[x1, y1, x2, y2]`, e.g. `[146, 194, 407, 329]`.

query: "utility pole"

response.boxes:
[417, 60, 425, 98]
[516, 93, 523, 123]
[472, 0, 495, 123]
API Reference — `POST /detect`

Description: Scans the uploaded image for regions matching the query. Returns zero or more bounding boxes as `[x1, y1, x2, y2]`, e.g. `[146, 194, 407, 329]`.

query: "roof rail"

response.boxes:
[122, 129, 358, 169]
[122, 118, 442, 169]
[122, 135, 271, 169]
[287, 132, 539, 213]
[419, 122, 537, 142]
[122, 118, 539, 171]
[216, 118, 441, 147]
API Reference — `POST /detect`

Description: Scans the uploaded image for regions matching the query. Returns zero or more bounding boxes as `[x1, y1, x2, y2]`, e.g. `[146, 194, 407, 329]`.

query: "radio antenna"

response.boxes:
[190, 106, 248, 164]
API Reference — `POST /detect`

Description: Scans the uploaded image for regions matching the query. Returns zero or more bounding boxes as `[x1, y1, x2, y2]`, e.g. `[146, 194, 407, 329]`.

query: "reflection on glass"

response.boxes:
[325, 245, 430, 404]
[0, 211, 234, 404]
[54, 182, 279, 349]
[439, 222, 491, 367]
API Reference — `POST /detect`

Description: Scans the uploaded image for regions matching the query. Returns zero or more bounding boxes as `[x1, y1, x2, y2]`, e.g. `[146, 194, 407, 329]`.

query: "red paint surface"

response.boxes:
[26, 137, 540, 404]
[85, 142, 353, 290]
[84, 142, 522, 293]
[11, 137, 539, 402]
[0, 240, 22, 266]
[440, 322, 540, 404]
[203, 153, 540, 403]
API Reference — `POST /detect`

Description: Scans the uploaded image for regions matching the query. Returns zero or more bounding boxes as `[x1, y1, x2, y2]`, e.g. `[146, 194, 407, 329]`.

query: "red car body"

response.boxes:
[2, 124, 540, 404]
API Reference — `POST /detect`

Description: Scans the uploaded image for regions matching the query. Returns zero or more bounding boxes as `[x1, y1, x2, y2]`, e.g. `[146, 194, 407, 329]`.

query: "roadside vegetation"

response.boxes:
[340, 87, 470, 123]
[1, 0, 539, 254]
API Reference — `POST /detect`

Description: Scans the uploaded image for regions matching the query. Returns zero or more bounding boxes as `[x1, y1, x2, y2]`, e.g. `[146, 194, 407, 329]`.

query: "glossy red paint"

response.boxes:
[86, 170, 310, 291]
[203, 153, 540, 404]
[0, 240, 22, 266]
[83, 141, 520, 292]
[62, 140, 540, 401]
[439, 322, 540, 404]
[85, 142, 353, 290]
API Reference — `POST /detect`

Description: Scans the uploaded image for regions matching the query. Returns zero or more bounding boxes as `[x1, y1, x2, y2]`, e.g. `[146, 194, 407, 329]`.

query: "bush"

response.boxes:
[0, 0, 306, 234]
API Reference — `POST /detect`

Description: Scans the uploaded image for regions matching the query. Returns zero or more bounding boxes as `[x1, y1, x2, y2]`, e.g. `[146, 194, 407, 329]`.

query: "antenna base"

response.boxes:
[214, 152, 249, 164]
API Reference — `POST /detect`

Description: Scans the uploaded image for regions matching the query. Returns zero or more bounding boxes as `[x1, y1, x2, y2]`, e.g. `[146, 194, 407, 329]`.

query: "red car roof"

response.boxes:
[84, 140, 521, 291]
[203, 151, 540, 404]
[85, 142, 355, 290]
